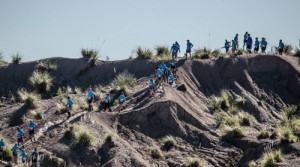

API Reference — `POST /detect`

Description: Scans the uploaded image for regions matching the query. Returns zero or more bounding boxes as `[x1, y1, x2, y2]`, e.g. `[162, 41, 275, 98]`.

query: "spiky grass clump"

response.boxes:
[81, 48, 98, 59]
[193, 47, 221, 59]
[290, 117, 300, 134]
[236, 49, 244, 55]
[69, 124, 94, 148]
[136, 46, 153, 59]
[74, 87, 82, 94]
[259, 129, 269, 139]
[112, 71, 137, 94]
[183, 157, 206, 167]
[224, 115, 239, 127]
[56, 102, 68, 114]
[36, 61, 57, 72]
[221, 125, 245, 138]
[214, 111, 227, 126]
[220, 89, 230, 109]
[148, 146, 163, 159]
[161, 136, 176, 151]
[30, 109, 43, 120]
[29, 71, 53, 92]
[155, 45, 170, 57]
[238, 112, 252, 126]
[281, 104, 297, 122]
[2, 146, 13, 161]
[56, 87, 68, 102]
[210, 95, 223, 111]
[11, 53, 22, 64]
[105, 133, 114, 143]
[260, 150, 283, 167]
[17, 89, 39, 109]
[248, 160, 257, 167]
[80, 102, 89, 110]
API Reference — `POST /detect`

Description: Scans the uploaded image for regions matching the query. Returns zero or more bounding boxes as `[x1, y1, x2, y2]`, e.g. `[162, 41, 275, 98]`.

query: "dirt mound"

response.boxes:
[1, 55, 300, 167]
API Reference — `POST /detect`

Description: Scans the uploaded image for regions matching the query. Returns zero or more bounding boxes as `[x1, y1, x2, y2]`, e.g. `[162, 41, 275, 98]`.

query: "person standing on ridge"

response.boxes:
[234, 33, 239, 48]
[87, 88, 95, 111]
[11, 143, 19, 164]
[118, 92, 126, 112]
[0, 139, 5, 160]
[17, 127, 25, 146]
[171, 42, 180, 59]
[278, 39, 285, 55]
[243, 32, 249, 50]
[66, 96, 73, 118]
[28, 120, 37, 142]
[224, 40, 231, 53]
[185, 40, 193, 59]
[261, 37, 268, 54]
[104, 93, 112, 112]
[231, 40, 237, 54]
[246, 34, 253, 53]
[254, 37, 260, 54]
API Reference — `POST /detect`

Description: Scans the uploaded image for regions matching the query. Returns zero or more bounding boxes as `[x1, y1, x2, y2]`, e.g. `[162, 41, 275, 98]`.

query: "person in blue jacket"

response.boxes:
[66, 96, 73, 118]
[17, 127, 25, 145]
[185, 40, 193, 58]
[168, 73, 175, 85]
[224, 40, 231, 53]
[254, 37, 260, 54]
[87, 88, 95, 111]
[243, 31, 249, 50]
[171, 42, 180, 59]
[28, 120, 37, 142]
[118, 92, 126, 112]
[170, 58, 177, 76]
[104, 93, 112, 112]
[234, 33, 239, 48]
[11, 143, 19, 164]
[20, 148, 28, 164]
[0, 139, 5, 160]
[261, 37, 268, 54]
[246, 34, 253, 53]
[231, 40, 237, 54]
[278, 39, 285, 55]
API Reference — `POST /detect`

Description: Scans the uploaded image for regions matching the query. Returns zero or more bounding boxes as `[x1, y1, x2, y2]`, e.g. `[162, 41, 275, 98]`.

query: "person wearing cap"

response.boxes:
[185, 40, 193, 58]
[254, 37, 260, 54]
[261, 37, 268, 54]
[66, 96, 73, 118]
[278, 39, 285, 55]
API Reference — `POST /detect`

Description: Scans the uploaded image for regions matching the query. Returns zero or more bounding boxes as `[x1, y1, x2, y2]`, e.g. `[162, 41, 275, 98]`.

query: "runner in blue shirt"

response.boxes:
[168, 73, 175, 85]
[149, 79, 156, 96]
[17, 127, 25, 145]
[261, 37, 268, 54]
[171, 43, 180, 59]
[234, 34, 239, 48]
[185, 40, 193, 58]
[66, 96, 73, 118]
[104, 94, 112, 112]
[118, 92, 126, 112]
[243, 32, 248, 50]
[231, 40, 237, 54]
[0, 139, 5, 160]
[254, 37, 260, 54]
[20, 148, 28, 164]
[28, 120, 37, 142]
[11, 143, 19, 163]
[224, 40, 231, 53]
[87, 88, 95, 111]
[170, 59, 177, 76]
[246, 34, 253, 53]
[278, 39, 284, 55]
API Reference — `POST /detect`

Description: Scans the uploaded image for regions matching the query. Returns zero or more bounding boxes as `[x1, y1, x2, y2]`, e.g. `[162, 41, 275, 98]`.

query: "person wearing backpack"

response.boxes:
[31, 147, 40, 167]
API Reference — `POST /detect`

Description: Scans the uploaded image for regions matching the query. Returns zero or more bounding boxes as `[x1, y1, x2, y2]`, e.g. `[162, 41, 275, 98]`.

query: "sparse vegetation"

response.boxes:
[56, 102, 68, 114]
[105, 133, 114, 143]
[183, 157, 206, 167]
[274, 45, 293, 55]
[260, 150, 283, 167]
[236, 49, 244, 55]
[17, 89, 39, 109]
[161, 136, 176, 150]
[74, 87, 82, 94]
[259, 129, 270, 139]
[29, 71, 53, 92]
[238, 112, 252, 126]
[81, 48, 98, 59]
[30, 109, 43, 120]
[155, 45, 170, 57]
[221, 125, 244, 138]
[148, 146, 163, 159]
[69, 124, 94, 148]
[193, 47, 221, 59]
[136, 46, 153, 59]
[3, 146, 13, 161]
[11, 53, 22, 64]
[248, 160, 257, 167]
[36, 61, 57, 72]
[111, 70, 137, 95]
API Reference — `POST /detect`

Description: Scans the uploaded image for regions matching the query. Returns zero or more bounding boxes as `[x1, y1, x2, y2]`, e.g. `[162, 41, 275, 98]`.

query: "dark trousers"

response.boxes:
[104, 102, 111, 111]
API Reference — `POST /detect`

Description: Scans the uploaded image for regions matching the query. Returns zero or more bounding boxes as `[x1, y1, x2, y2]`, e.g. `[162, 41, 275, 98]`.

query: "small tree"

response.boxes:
[11, 53, 22, 64]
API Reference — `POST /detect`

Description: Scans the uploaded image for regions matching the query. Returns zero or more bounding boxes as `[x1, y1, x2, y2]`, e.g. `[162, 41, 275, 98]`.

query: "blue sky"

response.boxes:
[0, 0, 300, 62]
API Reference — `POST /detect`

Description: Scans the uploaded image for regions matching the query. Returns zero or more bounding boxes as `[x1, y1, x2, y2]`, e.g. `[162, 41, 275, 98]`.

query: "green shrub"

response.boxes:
[11, 53, 22, 64]
[261, 150, 283, 167]
[238, 112, 252, 126]
[281, 126, 297, 142]
[236, 49, 244, 55]
[214, 111, 227, 126]
[221, 125, 245, 138]
[30, 109, 43, 120]
[248, 160, 257, 167]
[136, 46, 153, 59]
[17, 89, 39, 109]
[259, 129, 269, 139]
[105, 133, 114, 143]
[210, 95, 223, 111]
[80, 102, 89, 110]
[161, 136, 176, 150]
[56, 102, 68, 114]
[81, 48, 98, 59]
[224, 115, 239, 127]
[112, 71, 137, 93]
[193, 47, 221, 59]
[36, 61, 57, 72]
[74, 87, 82, 94]
[29, 71, 53, 92]
[220, 89, 230, 109]
[290, 117, 300, 134]
[69, 124, 94, 148]
[148, 146, 163, 159]
[274, 150, 283, 162]
[3, 146, 13, 161]
[281, 104, 297, 121]
[183, 157, 206, 167]
[155, 45, 170, 57]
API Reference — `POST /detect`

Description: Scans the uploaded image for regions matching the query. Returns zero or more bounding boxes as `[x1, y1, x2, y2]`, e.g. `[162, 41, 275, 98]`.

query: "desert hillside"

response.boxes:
[0, 55, 300, 167]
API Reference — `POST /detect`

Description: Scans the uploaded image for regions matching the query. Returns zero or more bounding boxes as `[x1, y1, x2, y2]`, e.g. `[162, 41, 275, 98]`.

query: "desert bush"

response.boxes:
[36, 61, 57, 72]
[136, 46, 153, 59]
[155, 45, 170, 57]
[30, 109, 43, 120]
[112, 71, 137, 93]
[74, 87, 82, 94]
[281, 126, 297, 142]
[80, 101, 89, 110]
[81, 48, 98, 59]
[11, 53, 22, 64]
[290, 117, 300, 134]
[57, 87, 67, 102]
[281, 104, 297, 121]
[69, 124, 94, 148]
[233, 96, 246, 106]
[238, 112, 252, 126]
[17, 89, 39, 109]
[210, 95, 223, 111]
[214, 111, 227, 126]
[221, 125, 244, 138]
[274, 45, 293, 55]
[148, 146, 163, 159]
[260, 150, 283, 167]
[56, 102, 68, 114]
[236, 49, 244, 55]
[193, 47, 221, 59]
[183, 157, 206, 167]
[248, 160, 257, 167]
[105, 133, 114, 143]
[220, 89, 230, 109]
[259, 129, 270, 139]
[29, 71, 53, 92]
[161, 136, 176, 150]
[224, 115, 239, 127]
[2, 146, 13, 161]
